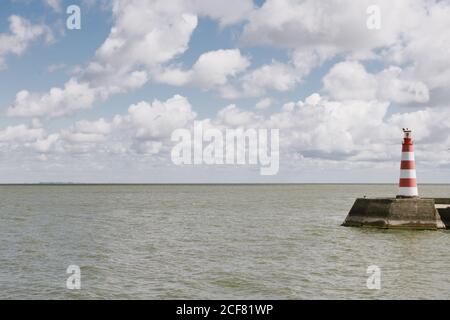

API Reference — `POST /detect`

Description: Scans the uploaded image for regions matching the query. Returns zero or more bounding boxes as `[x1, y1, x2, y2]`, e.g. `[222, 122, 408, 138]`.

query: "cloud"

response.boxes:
[3, 0, 450, 183]
[190, 49, 250, 88]
[0, 15, 53, 69]
[43, 0, 62, 12]
[241, 61, 302, 96]
[93, 0, 197, 72]
[3, 95, 197, 156]
[322, 61, 378, 100]
[265, 94, 393, 156]
[159, 50, 312, 99]
[47, 63, 67, 73]
[191, 0, 254, 26]
[33, 134, 59, 153]
[7, 79, 98, 118]
[323, 61, 429, 104]
[0, 123, 45, 143]
[73, 118, 113, 135]
[63, 95, 197, 155]
[255, 98, 273, 110]
[290, 48, 334, 76]
[377, 67, 429, 104]
[6, 0, 198, 118]
[158, 49, 250, 89]
[216, 104, 261, 127]
[6, 0, 450, 121]
[240, 0, 449, 103]
[59, 118, 114, 145]
[80, 0, 198, 99]
[3, 93, 450, 181]
[381, 1, 450, 101]
[240, 0, 423, 53]
[216, 46, 335, 99]
[3, 0, 284, 119]
[220, 61, 303, 99]
[124, 95, 197, 140]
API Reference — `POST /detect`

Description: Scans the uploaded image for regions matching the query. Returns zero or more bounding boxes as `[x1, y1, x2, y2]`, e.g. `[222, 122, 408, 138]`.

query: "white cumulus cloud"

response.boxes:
[323, 61, 429, 104]
[7, 79, 98, 118]
[158, 49, 250, 90]
[0, 15, 53, 69]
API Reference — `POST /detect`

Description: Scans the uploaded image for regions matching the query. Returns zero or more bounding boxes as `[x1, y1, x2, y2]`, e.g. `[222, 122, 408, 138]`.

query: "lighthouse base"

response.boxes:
[342, 198, 446, 230]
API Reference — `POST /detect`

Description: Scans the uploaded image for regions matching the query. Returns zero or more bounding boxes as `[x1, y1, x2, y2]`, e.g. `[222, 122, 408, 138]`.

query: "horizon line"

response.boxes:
[1, 183, 450, 186]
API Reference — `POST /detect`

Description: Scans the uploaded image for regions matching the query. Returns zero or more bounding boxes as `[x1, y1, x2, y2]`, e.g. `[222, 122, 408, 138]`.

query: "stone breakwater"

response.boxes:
[342, 197, 449, 230]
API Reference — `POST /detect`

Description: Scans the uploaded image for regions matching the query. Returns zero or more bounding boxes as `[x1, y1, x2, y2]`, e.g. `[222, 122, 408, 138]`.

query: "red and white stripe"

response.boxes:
[398, 128, 418, 197]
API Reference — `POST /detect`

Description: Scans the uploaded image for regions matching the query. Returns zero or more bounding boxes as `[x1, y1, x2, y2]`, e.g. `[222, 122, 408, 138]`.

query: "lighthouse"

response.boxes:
[342, 127, 447, 229]
[397, 128, 418, 198]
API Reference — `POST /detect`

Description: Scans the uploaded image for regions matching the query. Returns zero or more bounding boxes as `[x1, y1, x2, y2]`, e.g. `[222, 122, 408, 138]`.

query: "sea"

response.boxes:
[0, 184, 449, 299]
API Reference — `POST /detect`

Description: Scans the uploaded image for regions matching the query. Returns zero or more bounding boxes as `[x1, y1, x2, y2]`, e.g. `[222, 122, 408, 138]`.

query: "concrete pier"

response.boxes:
[434, 198, 450, 229]
[342, 197, 447, 230]
[341, 129, 449, 230]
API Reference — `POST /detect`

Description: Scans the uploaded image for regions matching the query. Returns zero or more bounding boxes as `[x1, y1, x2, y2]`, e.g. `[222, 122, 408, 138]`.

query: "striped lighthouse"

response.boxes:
[397, 128, 418, 198]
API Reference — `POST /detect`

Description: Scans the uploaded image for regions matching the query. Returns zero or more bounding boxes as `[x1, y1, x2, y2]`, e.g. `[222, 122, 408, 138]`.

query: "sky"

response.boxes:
[1, 0, 450, 183]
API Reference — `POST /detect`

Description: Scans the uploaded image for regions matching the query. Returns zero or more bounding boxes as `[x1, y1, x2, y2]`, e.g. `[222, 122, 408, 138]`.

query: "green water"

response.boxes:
[0, 184, 449, 299]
